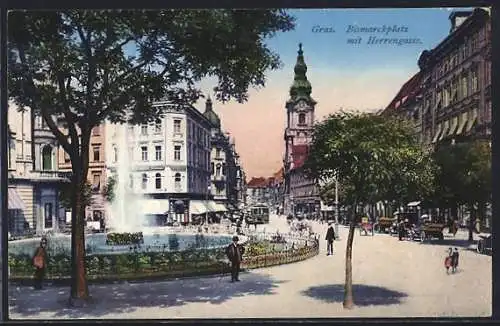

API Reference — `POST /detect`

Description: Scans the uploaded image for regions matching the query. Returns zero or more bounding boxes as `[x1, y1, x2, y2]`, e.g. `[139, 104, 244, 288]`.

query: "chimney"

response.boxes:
[449, 11, 473, 33]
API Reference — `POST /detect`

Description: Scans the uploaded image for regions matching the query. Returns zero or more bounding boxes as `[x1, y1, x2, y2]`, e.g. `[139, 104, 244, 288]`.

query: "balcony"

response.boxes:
[29, 170, 72, 182]
[213, 175, 226, 182]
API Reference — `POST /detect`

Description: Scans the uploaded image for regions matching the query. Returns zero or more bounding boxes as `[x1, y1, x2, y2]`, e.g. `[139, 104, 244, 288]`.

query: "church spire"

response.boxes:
[205, 95, 213, 112]
[289, 43, 315, 104]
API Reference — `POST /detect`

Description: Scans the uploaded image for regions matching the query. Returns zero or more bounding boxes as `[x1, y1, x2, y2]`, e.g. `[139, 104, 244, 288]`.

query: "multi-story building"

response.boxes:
[383, 9, 491, 147]
[282, 43, 321, 217]
[7, 104, 69, 235]
[246, 177, 270, 206]
[105, 101, 212, 224]
[58, 123, 108, 222]
[203, 97, 242, 212]
[419, 9, 490, 145]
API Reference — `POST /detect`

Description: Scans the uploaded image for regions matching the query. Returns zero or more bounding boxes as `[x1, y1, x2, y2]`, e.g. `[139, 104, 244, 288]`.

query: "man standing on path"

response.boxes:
[225, 236, 245, 282]
[325, 222, 336, 256]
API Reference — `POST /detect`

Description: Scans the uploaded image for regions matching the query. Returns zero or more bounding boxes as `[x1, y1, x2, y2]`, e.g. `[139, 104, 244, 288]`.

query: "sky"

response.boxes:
[195, 8, 482, 179]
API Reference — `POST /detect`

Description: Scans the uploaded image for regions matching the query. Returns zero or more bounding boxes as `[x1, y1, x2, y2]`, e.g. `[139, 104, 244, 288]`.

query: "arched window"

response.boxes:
[298, 113, 306, 125]
[142, 173, 148, 190]
[42, 145, 52, 170]
[155, 173, 162, 189]
[216, 163, 221, 176]
[174, 173, 181, 183]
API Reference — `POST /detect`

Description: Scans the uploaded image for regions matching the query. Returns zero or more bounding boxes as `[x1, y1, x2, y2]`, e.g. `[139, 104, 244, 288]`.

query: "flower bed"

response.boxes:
[8, 234, 319, 283]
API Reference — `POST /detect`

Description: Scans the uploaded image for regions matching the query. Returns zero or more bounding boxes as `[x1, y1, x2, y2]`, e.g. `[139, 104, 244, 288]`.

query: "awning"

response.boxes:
[466, 108, 478, 133]
[447, 116, 458, 136]
[214, 203, 228, 212]
[431, 123, 443, 143]
[205, 200, 218, 212]
[456, 112, 468, 135]
[407, 201, 421, 207]
[8, 188, 26, 210]
[190, 200, 209, 215]
[139, 199, 169, 215]
[438, 120, 449, 141]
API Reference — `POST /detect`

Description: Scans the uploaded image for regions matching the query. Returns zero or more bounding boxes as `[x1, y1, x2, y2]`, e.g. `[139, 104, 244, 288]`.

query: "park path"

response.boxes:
[9, 215, 491, 319]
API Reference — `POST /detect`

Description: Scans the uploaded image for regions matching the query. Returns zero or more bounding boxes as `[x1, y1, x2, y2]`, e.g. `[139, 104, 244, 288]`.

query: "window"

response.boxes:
[211, 162, 215, 175]
[42, 145, 52, 170]
[174, 119, 181, 133]
[174, 145, 181, 161]
[216, 163, 221, 176]
[92, 173, 101, 191]
[471, 68, 479, 93]
[128, 124, 134, 133]
[222, 163, 226, 176]
[155, 173, 162, 189]
[93, 146, 100, 162]
[92, 125, 101, 136]
[141, 173, 148, 190]
[460, 44, 466, 62]
[461, 75, 468, 99]
[141, 146, 148, 161]
[141, 124, 148, 135]
[471, 34, 477, 51]
[298, 113, 306, 125]
[44, 203, 53, 229]
[154, 119, 162, 133]
[129, 175, 134, 189]
[113, 147, 118, 162]
[174, 173, 181, 184]
[64, 151, 70, 163]
[216, 148, 221, 158]
[155, 145, 162, 161]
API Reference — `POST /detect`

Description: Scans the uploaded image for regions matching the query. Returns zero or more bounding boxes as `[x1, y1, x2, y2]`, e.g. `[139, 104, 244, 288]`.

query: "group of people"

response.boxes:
[444, 247, 460, 274]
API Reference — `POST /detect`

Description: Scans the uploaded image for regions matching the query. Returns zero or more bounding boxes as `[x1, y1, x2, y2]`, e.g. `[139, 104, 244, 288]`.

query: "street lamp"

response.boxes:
[206, 184, 211, 225]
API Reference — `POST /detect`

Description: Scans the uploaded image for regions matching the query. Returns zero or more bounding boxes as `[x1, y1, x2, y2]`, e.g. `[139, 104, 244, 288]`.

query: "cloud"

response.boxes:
[195, 67, 416, 178]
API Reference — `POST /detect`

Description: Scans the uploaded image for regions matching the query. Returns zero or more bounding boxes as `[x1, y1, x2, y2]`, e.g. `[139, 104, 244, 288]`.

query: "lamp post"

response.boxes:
[206, 184, 211, 225]
[334, 175, 340, 240]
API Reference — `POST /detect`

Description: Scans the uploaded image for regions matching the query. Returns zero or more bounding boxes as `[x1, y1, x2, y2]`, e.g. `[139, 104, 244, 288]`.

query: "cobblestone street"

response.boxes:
[9, 215, 491, 319]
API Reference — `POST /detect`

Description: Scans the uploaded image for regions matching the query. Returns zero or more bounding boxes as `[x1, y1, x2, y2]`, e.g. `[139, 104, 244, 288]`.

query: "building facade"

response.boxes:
[282, 43, 321, 217]
[203, 97, 243, 211]
[58, 123, 108, 222]
[8, 104, 69, 235]
[105, 101, 212, 224]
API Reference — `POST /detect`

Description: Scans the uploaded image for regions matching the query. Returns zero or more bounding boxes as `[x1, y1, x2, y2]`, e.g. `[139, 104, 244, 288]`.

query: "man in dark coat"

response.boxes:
[325, 222, 336, 256]
[32, 237, 48, 290]
[451, 247, 460, 273]
[225, 236, 245, 282]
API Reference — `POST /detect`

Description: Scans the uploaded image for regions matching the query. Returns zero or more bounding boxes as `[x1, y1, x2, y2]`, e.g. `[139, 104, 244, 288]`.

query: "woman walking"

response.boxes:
[32, 237, 48, 290]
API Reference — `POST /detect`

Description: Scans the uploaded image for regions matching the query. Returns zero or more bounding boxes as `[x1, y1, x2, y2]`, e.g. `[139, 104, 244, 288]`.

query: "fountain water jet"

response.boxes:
[106, 123, 147, 233]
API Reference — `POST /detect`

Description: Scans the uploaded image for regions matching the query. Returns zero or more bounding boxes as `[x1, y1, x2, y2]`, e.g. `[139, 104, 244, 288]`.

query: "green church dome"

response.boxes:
[203, 97, 221, 129]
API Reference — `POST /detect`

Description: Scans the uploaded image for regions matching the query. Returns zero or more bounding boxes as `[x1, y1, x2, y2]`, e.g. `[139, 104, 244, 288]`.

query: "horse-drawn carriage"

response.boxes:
[373, 217, 397, 234]
[418, 222, 445, 241]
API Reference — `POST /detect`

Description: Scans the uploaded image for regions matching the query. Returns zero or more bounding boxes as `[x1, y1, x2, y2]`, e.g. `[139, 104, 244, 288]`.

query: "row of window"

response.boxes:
[128, 172, 183, 190]
[434, 67, 479, 111]
[211, 162, 227, 176]
[187, 120, 210, 148]
[128, 118, 182, 136]
[435, 29, 483, 79]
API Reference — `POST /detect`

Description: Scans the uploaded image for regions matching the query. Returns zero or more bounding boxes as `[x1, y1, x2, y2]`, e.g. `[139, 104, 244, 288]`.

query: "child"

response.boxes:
[451, 247, 460, 273]
[444, 247, 453, 274]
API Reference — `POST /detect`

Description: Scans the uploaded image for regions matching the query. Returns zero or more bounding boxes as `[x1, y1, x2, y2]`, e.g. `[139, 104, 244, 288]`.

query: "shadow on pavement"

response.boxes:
[9, 272, 286, 319]
[302, 284, 408, 306]
[420, 238, 475, 248]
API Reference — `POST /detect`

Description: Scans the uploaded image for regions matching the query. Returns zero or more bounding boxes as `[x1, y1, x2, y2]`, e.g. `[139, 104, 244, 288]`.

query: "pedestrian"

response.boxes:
[398, 219, 405, 241]
[451, 247, 460, 273]
[225, 236, 245, 282]
[444, 247, 453, 274]
[325, 222, 336, 256]
[32, 237, 48, 290]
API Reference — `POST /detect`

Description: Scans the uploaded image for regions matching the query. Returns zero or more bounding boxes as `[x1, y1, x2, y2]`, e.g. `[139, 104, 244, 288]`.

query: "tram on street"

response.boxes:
[247, 203, 270, 224]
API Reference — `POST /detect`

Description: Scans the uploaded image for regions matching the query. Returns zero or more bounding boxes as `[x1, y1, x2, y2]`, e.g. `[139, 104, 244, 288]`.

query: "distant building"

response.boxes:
[203, 97, 245, 212]
[282, 43, 321, 217]
[246, 177, 270, 206]
[105, 101, 212, 224]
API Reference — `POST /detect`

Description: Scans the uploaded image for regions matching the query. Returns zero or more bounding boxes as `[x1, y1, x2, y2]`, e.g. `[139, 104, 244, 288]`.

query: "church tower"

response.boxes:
[283, 43, 316, 172]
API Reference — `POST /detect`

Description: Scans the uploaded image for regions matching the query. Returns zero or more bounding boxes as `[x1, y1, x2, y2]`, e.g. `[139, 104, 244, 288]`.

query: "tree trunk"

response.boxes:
[343, 203, 357, 309]
[70, 168, 89, 300]
[468, 204, 475, 242]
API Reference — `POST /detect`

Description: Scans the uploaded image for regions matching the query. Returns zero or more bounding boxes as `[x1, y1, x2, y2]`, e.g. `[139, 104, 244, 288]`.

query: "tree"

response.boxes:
[303, 111, 433, 309]
[59, 181, 94, 210]
[430, 140, 491, 240]
[8, 9, 295, 302]
[103, 176, 117, 203]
